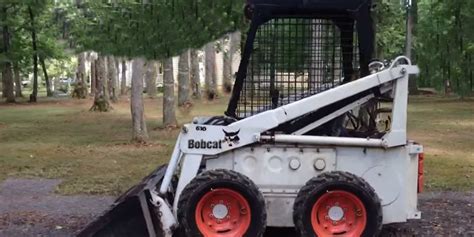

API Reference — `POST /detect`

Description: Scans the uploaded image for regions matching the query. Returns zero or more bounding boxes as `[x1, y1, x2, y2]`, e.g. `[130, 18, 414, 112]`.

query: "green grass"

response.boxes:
[0, 95, 472, 195]
[407, 96, 474, 191]
[0, 96, 227, 195]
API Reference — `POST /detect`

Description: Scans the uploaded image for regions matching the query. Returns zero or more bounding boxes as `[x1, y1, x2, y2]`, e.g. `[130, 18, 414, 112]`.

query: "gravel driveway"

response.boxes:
[0, 178, 472, 237]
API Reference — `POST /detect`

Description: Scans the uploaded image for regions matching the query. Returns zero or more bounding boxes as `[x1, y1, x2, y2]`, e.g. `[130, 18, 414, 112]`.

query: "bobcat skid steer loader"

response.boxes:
[79, 0, 423, 236]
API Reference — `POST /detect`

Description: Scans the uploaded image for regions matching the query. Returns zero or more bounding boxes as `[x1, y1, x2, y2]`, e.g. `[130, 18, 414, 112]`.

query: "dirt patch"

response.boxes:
[0, 178, 473, 237]
[0, 178, 113, 237]
[381, 192, 474, 236]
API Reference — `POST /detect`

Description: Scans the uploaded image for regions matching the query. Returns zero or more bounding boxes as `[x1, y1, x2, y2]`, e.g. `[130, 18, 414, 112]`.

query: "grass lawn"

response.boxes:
[0, 95, 472, 195]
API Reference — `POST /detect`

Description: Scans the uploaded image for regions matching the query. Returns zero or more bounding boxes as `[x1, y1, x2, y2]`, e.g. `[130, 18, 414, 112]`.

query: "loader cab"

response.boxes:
[226, 0, 374, 119]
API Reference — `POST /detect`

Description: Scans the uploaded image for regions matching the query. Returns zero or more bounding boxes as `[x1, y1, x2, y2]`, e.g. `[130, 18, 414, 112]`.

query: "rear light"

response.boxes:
[418, 153, 424, 193]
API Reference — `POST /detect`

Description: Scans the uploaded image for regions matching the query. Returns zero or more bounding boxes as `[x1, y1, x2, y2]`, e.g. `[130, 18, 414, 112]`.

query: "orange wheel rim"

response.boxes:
[311, 191, 367, 237]
[195, 188, 251, 237]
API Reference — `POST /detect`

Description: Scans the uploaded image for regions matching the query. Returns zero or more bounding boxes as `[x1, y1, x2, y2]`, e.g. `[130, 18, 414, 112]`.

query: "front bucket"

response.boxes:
[78, 165, 169, 237]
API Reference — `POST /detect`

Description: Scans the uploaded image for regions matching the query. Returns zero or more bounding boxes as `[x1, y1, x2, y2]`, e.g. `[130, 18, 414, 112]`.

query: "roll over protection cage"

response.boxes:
[225, 0, 374, 119]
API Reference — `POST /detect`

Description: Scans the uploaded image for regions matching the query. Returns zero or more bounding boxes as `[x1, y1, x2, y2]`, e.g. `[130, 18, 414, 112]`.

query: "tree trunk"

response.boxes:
[190, 49, 201, 99]
[230, 31, 241, 68]
[227, 32, 241, 92]
[1, 8, 15, 103]
[28, 6, 38, 103]
[90, 55, 111, 112]
[77, 53, 86, 84]
[131, 58, 148, 143]
[13, 63, 22, 98]
[107, 56, 118, 102]
[406, 0, 418, 94]
[40, 57, 53, 97]
[145, 61, 158, 98]
[163, 57, 177, 127]
[74, 52, 87, 98]
[103, 56, 110, 103]
[121, 59, 127, 96]
[1, 73, 6, 98]
[115, 57, 120, 96]
[1, 70, 5, 98]
[222, 36, 233, 93]
[1, 64, 15, 103]
[90, 59, 96, 95]
[178, 50, 191, 106]
[204, 42, 217, 100]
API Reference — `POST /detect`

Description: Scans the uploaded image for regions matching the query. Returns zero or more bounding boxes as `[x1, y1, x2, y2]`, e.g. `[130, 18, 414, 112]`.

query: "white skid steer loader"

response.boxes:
[79, 0, 424, 236]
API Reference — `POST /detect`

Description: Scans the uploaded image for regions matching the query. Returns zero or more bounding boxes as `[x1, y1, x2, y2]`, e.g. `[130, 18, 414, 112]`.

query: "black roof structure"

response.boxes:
[225, 0, 375, 118]
[247, 0, 372, 15]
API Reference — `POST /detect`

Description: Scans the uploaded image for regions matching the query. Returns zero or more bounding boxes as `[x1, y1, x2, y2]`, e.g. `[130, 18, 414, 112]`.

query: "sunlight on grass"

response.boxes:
[0, 95, 472, 195]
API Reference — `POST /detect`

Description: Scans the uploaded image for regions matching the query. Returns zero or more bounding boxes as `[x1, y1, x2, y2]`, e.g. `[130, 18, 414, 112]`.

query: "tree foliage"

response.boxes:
[1, 0, 66, 76]
[64, 0, 245, 60]
[375, 0, 473, 95]
[2, 0, 472, 99]
[416, 0, 473, 95]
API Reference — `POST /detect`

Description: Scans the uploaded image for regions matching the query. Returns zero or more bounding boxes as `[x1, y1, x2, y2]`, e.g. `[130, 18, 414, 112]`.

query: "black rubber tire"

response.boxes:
[293, 171, 383, 237]
[177, 169, 266, 237]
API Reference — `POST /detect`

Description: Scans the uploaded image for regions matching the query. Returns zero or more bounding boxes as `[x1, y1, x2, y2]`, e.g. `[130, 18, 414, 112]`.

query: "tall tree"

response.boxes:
[190, 49, 201, 99]
[90, 58, 97, 95]
[40, 57, 53, 97]
[130, 58, 148, 143]
[163, 57, 177, 127]
[77, 52, 86, 85]
[405, 0, 418, 94]
[73, 52, 88, 98]
[222, 36, 232, 93]
[1, 6, 15, 103]
[204, 42, 217, 100]
[120, 59, 127, 96]
[27, 5, 39, 103]
[1, 65, 14, 103]
[145, 61, 158, 98]
[102, 56, 110, 103]
[178, 50, 191, 106]
[225, 31, 241, 93]
[90, 55, 111, 111]
[107, 56, 118, 102]
[13, 63, 22, 98]
[230, 31, 241, 67]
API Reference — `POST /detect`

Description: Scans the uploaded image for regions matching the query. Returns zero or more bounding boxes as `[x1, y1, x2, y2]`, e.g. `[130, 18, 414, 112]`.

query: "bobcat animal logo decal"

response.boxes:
[223, 129, 240, 147]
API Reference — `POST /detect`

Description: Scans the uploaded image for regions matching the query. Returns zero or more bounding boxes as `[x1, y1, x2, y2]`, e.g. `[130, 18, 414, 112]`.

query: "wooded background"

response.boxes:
[1, 0, 473, 142]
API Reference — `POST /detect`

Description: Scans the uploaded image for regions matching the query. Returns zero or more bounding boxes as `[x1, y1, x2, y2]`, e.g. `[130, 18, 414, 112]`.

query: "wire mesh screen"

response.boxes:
[237, 17, 359, 118]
